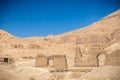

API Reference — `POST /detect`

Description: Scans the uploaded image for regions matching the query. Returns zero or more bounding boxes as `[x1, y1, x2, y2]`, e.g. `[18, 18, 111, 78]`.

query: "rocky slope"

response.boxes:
[0, 9, 120, 66]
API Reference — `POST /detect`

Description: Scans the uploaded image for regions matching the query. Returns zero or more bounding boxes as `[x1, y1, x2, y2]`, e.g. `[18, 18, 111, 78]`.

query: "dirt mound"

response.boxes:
[79, 66, 120, 80]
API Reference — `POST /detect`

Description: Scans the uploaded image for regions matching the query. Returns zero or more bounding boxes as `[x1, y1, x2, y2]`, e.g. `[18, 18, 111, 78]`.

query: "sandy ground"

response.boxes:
[0, 59, 90, 80]
[0, 59, 120, 80]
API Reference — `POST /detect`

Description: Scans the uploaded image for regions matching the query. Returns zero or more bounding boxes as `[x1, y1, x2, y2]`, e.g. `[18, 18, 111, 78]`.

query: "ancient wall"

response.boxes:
[74, 47, 120, 67]
[48, 55, 67, 69]
[74, 34, 112, 67]
[74, 47, 83, 66]
[35, 54, 67, 69]
[35, 54, 47, 67]
[105, 49, 120, 66]
[74, 43, 105, 67]
[74, 53, 100, 67]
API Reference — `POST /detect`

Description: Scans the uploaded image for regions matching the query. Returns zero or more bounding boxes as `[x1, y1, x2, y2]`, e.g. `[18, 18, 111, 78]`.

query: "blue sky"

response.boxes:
[0, 0, 120, 37]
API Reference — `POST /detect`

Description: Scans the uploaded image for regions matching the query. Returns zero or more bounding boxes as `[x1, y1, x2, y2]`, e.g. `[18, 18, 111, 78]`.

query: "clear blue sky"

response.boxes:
[0, 0, 120, 37]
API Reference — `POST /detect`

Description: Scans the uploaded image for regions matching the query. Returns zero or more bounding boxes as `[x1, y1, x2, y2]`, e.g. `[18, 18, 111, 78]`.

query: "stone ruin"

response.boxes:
[35, 54, 68, 70]
[0, 55, 14, 64]
[35, 54, 48, 67]
[74, 35, 120, 67]
[74, 45, 120, 67]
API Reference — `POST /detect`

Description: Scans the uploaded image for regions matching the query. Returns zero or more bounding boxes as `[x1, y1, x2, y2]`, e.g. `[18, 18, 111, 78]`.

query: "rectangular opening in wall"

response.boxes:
[4, 58, 8, 63]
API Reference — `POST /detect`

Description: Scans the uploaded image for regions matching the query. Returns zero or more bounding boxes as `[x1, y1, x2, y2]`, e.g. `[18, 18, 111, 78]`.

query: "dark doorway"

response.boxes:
[4, 58, 8, 63]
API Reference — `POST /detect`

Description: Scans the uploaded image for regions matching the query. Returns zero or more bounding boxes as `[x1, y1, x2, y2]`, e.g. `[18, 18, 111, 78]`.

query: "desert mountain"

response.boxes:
[0, 9, 120, 66]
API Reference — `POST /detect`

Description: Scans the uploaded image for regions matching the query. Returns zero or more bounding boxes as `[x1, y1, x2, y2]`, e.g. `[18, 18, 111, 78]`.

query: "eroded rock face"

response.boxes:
[111, 28, 120, 41]
[76, 33, 112, 44]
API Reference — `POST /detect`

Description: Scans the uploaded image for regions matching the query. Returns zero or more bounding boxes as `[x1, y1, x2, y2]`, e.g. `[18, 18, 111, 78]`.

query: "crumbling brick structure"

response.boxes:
[48, 55, 67, 69]
[74, 46, 120, 67]
[35, 54, 47, 67]
[74, 35, 112, 67]
[35, 54, 67, 70]
[74, 45, 105, 67]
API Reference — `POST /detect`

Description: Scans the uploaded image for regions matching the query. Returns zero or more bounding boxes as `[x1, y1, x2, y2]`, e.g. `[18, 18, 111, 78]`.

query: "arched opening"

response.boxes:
[97, 53, 106, 67]
[48, 58, 54, 67]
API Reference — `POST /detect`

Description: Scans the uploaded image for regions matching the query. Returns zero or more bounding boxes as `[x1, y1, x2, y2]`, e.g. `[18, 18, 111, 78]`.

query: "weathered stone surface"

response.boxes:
[35, 54, 68, 70]
[35, 54, 48, 67]
[105, 49, 120, 66]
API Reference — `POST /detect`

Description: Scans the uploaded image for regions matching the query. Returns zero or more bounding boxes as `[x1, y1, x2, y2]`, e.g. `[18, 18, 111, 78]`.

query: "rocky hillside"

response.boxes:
[0, 10, 120, 66]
